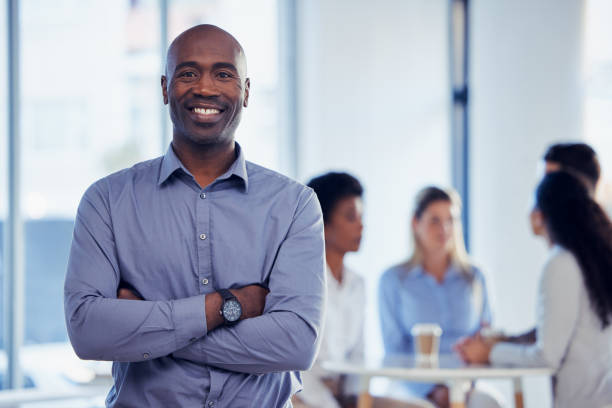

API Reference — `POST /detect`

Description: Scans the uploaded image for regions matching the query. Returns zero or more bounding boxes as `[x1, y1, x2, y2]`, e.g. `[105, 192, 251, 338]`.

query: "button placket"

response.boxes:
[196, 189, 212, 295]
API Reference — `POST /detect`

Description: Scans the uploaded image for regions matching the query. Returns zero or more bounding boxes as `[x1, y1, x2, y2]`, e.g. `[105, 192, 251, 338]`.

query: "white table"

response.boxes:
[322, 354, 552, 408]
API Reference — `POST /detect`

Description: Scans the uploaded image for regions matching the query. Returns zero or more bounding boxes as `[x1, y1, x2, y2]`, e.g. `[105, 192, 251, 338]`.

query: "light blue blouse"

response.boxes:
[379, 262, 492, 397]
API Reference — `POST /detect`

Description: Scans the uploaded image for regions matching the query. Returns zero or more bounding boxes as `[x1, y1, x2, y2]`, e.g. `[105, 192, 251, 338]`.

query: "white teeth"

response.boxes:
[193, 107, 220, 115]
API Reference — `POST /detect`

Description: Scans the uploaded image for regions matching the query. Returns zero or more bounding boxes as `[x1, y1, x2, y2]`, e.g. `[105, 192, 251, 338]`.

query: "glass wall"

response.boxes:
[1, 0, 282, 401]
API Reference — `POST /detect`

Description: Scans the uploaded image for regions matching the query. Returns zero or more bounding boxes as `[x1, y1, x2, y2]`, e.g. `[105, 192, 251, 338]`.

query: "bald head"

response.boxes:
[166, 24, 247, 78]
[161, 24, 251, 149]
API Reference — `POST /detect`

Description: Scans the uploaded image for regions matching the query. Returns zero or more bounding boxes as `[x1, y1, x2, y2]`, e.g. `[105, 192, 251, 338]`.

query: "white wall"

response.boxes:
[470, 0, 585, 406]
[296, 0, 451, 362]
[297, 0, 586, 405]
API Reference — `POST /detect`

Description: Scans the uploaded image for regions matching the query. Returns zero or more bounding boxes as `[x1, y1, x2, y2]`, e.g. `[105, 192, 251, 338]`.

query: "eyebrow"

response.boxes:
[173, 61, 239, 74]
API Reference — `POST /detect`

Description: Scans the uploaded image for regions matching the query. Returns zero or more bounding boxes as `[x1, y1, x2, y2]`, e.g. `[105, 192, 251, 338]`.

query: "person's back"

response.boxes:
[548, 249, 612, 408]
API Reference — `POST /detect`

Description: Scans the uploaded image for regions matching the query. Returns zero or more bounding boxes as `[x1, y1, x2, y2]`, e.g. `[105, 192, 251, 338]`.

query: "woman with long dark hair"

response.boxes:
[457, 171, 612, 407]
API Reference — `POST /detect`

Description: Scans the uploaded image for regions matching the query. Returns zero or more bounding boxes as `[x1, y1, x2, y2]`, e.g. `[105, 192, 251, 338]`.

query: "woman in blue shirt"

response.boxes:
[379, 186, 501, 408]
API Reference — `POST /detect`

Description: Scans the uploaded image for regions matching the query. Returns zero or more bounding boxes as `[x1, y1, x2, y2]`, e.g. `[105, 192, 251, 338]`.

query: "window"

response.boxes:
[1, 0, 283, 401]
[0, 0, 8, 387]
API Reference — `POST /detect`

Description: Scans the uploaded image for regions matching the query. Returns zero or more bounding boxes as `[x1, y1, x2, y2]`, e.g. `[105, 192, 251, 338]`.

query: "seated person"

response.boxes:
[294, 172, 424, 408]
[505, 141, 601, 345]
[379, 186, 502, 408]
[456, 171, 612, 408]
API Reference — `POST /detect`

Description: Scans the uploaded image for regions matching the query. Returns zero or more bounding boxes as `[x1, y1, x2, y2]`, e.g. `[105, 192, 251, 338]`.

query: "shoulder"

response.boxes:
[541, 246, 582, 287]
[246, 161, 309, 192]
[380, 263, 413, 286]
[468, 264, 487, 282]
[246, 161, 318, 211]
[81, 157, 162, 206]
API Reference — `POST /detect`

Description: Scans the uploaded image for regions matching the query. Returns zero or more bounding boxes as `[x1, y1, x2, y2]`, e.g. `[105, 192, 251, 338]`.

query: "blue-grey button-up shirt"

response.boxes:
[64, 143, 326, 407]
[379, 263, 492, 397]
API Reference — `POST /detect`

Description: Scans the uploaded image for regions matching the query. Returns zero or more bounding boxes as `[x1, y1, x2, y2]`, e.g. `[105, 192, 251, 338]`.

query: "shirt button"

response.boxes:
[199, 233, 207, 240]
[208, 402, 215, 407]
[200, 192, 206, 199]
[202, 278, 209, 285]
[143, 353, 150, 359]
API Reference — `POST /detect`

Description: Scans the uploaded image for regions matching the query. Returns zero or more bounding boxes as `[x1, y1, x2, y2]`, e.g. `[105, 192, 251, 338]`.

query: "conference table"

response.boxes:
[322, 354, 552, 408]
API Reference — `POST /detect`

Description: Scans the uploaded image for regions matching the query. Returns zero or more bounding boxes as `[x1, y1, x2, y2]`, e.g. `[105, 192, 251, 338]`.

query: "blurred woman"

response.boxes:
[457, 171, 612, 408]
[379, 186, 501, 408]
[294, 172, 427, 408]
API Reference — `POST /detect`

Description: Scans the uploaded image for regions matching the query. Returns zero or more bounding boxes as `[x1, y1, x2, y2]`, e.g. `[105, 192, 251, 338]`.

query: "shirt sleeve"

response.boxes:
[172, 188, 326, 374]
[379, 268, 410, 355]
[490, 250, 581, 369]
[64, 181, 208, 362]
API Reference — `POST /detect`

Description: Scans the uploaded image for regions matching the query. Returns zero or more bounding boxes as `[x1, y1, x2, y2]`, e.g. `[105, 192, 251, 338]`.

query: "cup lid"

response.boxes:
[410, 323, 442, 336]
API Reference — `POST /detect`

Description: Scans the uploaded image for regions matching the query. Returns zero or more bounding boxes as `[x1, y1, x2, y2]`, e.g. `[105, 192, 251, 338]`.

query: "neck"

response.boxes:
[326, 245, 345, 284]
[171, 137, 236, 189]
[422, 250, 450, 283]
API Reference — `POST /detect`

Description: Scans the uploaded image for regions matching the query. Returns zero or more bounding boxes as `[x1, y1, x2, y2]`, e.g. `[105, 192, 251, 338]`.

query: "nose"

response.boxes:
[194, 73, 220, 97]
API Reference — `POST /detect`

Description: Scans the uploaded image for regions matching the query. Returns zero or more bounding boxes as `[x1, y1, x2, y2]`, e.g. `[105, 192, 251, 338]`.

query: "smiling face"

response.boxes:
[161, 25, 250, 148]
[412, 200, 456, 255]
[324, 196, 364, 254]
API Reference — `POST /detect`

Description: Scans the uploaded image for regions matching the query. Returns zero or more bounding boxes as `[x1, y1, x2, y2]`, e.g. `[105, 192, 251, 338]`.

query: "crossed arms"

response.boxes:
[64, 184, 326, 374]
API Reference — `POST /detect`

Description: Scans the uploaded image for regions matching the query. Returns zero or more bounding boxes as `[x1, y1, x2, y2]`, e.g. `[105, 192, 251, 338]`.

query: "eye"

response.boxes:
[178, 71, 197, 78]
[217, 71, 234, 79]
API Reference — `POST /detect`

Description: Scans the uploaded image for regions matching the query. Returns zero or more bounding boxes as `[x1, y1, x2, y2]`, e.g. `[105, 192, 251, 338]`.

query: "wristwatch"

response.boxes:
[218, 288, 242, 326]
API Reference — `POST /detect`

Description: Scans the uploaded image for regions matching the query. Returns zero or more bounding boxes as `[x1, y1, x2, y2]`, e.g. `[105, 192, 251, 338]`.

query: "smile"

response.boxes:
[192, 107, 221, 115]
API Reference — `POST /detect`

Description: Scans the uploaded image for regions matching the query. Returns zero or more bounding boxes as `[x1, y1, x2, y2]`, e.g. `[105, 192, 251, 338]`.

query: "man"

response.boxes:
[542, 142, 600, 195]
[64, 24, 325, 407]
[455, 141, 601, 353]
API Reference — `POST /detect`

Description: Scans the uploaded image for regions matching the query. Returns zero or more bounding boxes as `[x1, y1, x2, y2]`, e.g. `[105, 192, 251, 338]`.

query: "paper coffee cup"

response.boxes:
[411, 323, 442, 363]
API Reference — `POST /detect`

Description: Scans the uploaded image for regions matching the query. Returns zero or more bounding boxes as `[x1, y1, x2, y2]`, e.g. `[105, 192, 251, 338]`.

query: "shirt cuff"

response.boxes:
[172, 295, 208, 348]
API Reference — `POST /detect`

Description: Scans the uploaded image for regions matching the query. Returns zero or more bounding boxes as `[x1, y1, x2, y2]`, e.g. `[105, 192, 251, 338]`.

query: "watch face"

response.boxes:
[222, 299, 242, 322]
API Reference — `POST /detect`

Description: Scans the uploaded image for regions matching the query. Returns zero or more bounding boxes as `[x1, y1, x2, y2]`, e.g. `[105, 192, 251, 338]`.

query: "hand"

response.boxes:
[427, 384, 450, 408]
[117, 287, 143, 300]
[455, 333, 495, 364]
[231, 284, 269, 319]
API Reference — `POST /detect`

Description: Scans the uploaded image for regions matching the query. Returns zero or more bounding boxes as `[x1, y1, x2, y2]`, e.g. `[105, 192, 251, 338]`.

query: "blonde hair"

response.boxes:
[406, 186, 473, 280]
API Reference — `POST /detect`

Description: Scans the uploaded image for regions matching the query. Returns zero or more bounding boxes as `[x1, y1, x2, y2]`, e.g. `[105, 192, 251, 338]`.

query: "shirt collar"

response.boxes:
[325, 264, 353, 290]
[411, 263, 461, 279]
[158, 142, 249, 192]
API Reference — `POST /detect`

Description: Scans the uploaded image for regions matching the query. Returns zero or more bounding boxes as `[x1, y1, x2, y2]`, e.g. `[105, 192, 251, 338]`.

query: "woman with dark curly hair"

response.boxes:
[457, 171, 612, 408]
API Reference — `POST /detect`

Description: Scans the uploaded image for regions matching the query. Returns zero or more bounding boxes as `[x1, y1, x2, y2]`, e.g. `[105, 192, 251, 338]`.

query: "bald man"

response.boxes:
[65, 25, 325, 407]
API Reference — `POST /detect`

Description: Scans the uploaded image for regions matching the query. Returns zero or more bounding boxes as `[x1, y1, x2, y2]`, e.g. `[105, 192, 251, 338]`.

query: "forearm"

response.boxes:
[173, 309, 319, 373]
[65, 292, 207, 362]
[504, 328, 536, 344]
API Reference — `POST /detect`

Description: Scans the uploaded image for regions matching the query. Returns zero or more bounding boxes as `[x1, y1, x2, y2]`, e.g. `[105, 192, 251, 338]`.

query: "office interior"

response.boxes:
[1, 0, 611, 407]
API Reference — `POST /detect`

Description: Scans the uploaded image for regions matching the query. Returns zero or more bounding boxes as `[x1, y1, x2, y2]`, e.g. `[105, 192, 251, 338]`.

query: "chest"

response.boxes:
[110, 184, 292, 300]
[398, 278, 481, 334]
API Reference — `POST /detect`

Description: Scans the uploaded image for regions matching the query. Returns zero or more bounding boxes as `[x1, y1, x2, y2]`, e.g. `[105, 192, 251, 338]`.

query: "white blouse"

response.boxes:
[298, 265, 365, 408]
[490, 246, 612, 408]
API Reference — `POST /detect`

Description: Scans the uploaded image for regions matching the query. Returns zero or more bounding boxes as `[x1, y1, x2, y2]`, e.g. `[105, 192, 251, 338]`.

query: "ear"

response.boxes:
[530, 208, 545, 236]
[243, 78, 250, 107]
[161, 75, 169, 105]
[411, 217, 419, 232]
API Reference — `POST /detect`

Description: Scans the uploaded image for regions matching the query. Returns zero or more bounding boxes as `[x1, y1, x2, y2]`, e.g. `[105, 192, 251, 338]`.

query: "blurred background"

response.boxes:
[0, 0, 611, 406]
